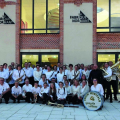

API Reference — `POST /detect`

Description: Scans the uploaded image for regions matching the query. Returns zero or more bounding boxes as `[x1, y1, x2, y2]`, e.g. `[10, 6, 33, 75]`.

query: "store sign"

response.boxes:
[83, 92, 102, 111]
[70, 11, 92, 23]
[0, 12, 15, 24]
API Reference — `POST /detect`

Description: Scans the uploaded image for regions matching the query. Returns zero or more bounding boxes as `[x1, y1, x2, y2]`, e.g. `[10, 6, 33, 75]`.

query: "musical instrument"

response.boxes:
[6, 72, 13, 83]
[83, 91, 103, 111]
[33, 93, 38, 103]
[102, 69, 112, 82]
[16, 73, 25, 83]
[48, 101, 64, 108]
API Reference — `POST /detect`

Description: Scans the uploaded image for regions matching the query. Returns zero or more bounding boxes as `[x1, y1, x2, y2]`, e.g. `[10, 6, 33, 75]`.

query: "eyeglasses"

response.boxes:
[93, 80, 97, 81]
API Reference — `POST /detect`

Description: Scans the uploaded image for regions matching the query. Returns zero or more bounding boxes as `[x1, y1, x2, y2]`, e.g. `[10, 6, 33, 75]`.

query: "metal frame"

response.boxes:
[97, 0, 120, 33]
[20, 0, 60, 34]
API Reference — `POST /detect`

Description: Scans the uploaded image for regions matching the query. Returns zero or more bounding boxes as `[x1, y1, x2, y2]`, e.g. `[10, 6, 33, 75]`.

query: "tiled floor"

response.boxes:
[0, 96, 120, 120]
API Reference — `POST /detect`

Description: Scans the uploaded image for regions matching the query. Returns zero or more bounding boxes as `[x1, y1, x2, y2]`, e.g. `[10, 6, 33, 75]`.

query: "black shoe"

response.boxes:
[5, 101, 8, 104]
[31, 101, 34, 104]
[0, 99, 2, 103]
[13, 100, 16, 103]
[118, 101, 120, 103]
[114, 98, 118, 101]
[17, 100, 20, 103]
[110, 101, 113, 103]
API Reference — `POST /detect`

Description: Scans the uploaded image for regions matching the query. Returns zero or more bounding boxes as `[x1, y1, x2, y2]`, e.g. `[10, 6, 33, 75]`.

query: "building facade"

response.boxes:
[0, 0, 120, 68]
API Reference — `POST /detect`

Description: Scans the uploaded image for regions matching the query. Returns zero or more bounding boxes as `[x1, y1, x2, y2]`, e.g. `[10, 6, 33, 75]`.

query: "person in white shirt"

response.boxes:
[3, 63, 9, 72]
[57, 62, 61, 72]
[11, 62, 15, 70]
[51, 78, 59, 88]
[12, 64, 25, 87]
[49, 83, 56, 103]
[0, 77, 10, 104]
[57, 67, 64, 84]
[67, 64, 74, 82]
[71, 80, 80, 104]
[33, 65, 42, 83]
[42, 65, 48, 74]
[73, 65, 80, 81]
[0, 65, 9, 82]
[32, 82, 41, 103]
[79, 63, 84, 80]
[82, 66, 90, 80]
[11, 81, 22, 103]
[52, 65, 58, 80]
[104, 63, 112, 103]
[23, 62, 34, 86]
[65, 80, 72, 104]
[39, 82, 49, 104]
[57, 82, 67, 105]
[45, 66, 54, 83]
[39, 74, 48, 88]
[6, 65, 14, 88]
[22, 79, 33, 103]
[109, 61, 118, 100]
[63, 65, 68, 76]
[78, 80, 89, 102]
[63, 75, 70, 86]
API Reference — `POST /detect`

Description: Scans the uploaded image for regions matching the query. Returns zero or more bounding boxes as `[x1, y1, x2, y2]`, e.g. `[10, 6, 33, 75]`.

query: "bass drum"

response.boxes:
[83, 91, 103, 111]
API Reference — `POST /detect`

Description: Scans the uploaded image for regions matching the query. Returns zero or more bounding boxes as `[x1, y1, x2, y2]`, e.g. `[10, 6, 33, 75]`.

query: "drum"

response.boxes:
[83, 91, 103, 111]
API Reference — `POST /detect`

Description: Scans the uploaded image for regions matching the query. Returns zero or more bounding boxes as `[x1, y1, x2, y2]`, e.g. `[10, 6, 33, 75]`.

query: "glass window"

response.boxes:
[41, 55, 58, 67]
[21, 0, 60, 34]
[97, 0, 120, 32]
[22, 55, 39, 67]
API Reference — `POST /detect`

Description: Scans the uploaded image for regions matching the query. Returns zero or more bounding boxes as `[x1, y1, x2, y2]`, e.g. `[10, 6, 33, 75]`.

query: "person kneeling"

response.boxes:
[39, 82, 49, 104]
[57, 82, 67, 105]
[11, 81, 22, 103]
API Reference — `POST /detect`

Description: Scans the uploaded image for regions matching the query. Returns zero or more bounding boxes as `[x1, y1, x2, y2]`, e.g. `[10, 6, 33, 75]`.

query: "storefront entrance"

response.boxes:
[20, 52, 59, 68]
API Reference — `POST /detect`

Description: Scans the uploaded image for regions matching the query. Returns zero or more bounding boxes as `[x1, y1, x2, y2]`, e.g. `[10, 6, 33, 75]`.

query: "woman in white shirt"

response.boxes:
[33, 65, 42, 82]
[78, 80, 89, 101]
[71, 80, 80, 104]
[57, 67, 64, 83]
[91, 78, 104, 96]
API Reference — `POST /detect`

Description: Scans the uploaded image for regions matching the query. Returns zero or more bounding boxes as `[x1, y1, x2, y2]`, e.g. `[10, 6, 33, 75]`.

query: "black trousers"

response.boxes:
[2, 91, 11, 103]
[71, 95, 78, 104]
[40, 93, 49, 103]
[66, 94, 72, 103]
[29, 77, 34, 86]
[103, 80, 112, 101]
[111, 80, 117, 99]
[49, 93, 56, 102]
[57, 100, 65, 105]
[11, 95, 22, 101]
[26, 92, 34, 102]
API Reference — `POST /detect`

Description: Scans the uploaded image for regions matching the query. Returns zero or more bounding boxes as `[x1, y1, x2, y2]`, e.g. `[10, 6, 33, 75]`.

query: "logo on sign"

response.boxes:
[0, 13, 15, 24]
[70, 11, 92, 23]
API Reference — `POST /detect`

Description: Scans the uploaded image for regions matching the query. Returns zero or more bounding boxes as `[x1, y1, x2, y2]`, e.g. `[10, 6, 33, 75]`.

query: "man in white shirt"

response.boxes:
[42, 65, 48, 74]
[79, 63, 84, 80]
[109, 61, 118, 100]
[57, 82, 67, 105]
[23, 62, 33, 86]
[51, 78, 59, 88]
[13, 64, 25, 87]
[63, 65, 68, 76]
[11, 81, 22, 103]
[22, 79, 33, 103]
[67, 64, 74, 81]
[104, 63, 112, 103]
[57, 67, 64, 84]
[0, 77, 11, 104]
[74, 65, 80, 81]
[57, 62, 61, 72]
[39, 82, 49, 104]
[3, 63, 9, 72]
[0, 65, 9, 82]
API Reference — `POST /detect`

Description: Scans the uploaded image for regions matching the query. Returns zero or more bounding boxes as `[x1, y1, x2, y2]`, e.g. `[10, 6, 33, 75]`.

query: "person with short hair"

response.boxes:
[39, 82, 49, 104]
[51, 78, 59, 88]
[67, 64, 74, 82]
[11, 81, 22, 103]
[56, 82, 67, 105]
[3, 63, 8, 72]
[39, 74, 48, 88]
[22, 79, 33, 103]
[57, 67, 64, 84]
[0, 77, 11, 104]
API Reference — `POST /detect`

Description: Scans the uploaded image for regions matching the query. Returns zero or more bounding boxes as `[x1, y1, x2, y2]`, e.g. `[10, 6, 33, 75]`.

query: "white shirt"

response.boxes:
[23, 67, 33, 78]
[57, 72, 64, 83]
[56, 87, 67, 99]
[39, 79, 48, 87]
[3, 68, 9, 72]
[0, 70, 9, 81]
[33, 70, 42, 81]
[79, 69, 84, 79]
[63, 69, 68, 76]
[13, 70, 25, 84]
[65, 86, 71, 94]
[45, 71, 54, 81]
[71, 85, 80, 96]
[0, 82, 9, 94]
[91, 84, 104, 96]
[12, 86, 22, 95]
[32, 87, 41, 94]
[42, 69, 48, 74]
[104, 67, 112, 78]
[52, 70, 58, 79]
[22, 84, 33, 92]
[8, 70, 14, 84]
[81, 85, 86, 93]
[73, 70, 80, 80]
[82, 70, 90, 80]
[39, 87, 49, 97]
[67, 70, 74, 79]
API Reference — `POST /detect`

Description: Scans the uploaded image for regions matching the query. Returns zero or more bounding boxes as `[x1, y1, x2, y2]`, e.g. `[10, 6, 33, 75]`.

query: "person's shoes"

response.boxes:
[31, 101, 34, 104]
[110, 101, 113, 103]
[5, 101, 8, 104]
[13, 100, 16, 103]
[0, 99, 2, 103]
[118, 101, 120, 103]
[114, 97, 118, 101]
[17, 100, 20, 103]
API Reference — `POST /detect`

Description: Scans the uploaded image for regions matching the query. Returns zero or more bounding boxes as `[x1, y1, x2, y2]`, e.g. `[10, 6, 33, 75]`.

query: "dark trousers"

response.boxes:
[72, 95, 78, 104]
[29, 77, 34, 86]
[49, 93, 56, 102]
[2, 91, 11, 103]
[103, 80, 112, 102]
[111, 80, 117, 99]
[57, 100, 65, 105]
[66, 94, 72, 103]
[40, 93, 49, 103]
[26, 92, 34, 102]
[11, 94, 22, 101]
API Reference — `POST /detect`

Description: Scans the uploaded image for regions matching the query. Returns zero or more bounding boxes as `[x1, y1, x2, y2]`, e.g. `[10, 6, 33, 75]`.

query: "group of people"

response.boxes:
[0, 61, 119, 106]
